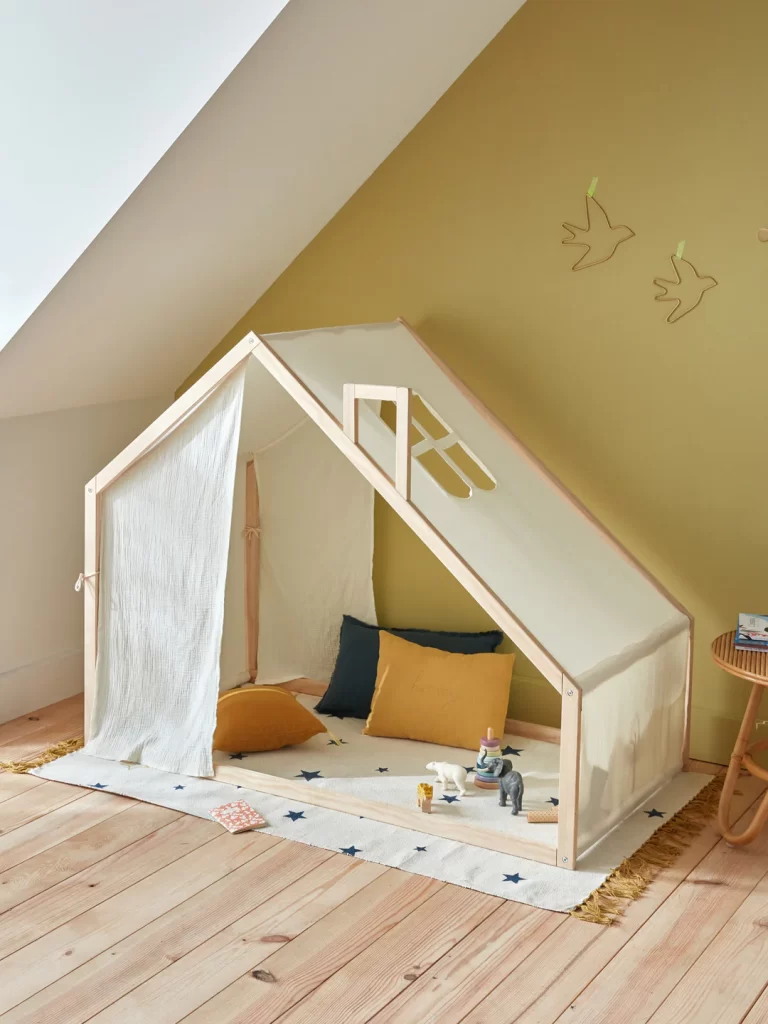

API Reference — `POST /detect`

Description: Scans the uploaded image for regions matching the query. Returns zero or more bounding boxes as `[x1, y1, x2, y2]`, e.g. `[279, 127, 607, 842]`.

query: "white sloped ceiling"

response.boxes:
[0, 0, 525, 418]
[0, 0, 290, 355]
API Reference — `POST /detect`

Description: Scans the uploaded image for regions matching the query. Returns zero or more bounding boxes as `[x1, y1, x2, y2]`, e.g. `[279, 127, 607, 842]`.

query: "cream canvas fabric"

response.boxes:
[577, 629, 688, 853]
[219, 360, 376, 690]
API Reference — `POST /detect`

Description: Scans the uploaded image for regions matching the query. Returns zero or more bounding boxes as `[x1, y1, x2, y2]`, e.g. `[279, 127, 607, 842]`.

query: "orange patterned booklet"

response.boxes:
[209, 799, 268, 833]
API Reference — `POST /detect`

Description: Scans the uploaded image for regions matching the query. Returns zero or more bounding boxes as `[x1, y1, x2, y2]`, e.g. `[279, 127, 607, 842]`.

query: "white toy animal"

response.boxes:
[426, 761, 468, 796]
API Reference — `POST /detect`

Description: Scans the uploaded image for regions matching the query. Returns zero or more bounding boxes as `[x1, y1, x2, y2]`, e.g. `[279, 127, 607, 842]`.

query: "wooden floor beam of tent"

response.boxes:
[4, 693, 767, 1024]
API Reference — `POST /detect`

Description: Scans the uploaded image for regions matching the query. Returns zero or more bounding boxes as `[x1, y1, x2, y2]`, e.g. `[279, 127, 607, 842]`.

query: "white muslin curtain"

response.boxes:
[86, 365, 247, 777]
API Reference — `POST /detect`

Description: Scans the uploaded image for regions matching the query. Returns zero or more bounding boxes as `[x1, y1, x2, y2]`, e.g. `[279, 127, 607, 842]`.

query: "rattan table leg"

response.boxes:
[718, 682, 767, 845]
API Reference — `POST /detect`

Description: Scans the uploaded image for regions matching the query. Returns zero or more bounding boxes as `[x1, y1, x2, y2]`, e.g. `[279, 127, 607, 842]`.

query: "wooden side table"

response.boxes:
[712, 630, 768, 845]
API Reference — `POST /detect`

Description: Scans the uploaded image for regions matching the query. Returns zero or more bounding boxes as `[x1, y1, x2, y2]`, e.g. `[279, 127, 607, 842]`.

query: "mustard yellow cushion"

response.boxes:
[213, 686, 327, 752]
[363, 632, 514, 751]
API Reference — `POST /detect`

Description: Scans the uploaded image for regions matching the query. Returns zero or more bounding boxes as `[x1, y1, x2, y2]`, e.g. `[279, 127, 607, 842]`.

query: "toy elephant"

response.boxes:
[426, 761, 468, 796]
[482, 755, 524, 815]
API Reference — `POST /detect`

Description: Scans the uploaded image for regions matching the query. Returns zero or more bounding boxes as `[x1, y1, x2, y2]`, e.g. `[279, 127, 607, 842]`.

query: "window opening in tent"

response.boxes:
[376, 394, 496, 500]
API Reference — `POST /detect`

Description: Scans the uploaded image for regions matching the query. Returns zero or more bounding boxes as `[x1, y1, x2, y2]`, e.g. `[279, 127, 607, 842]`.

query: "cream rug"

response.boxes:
[34, 749, 710, 915]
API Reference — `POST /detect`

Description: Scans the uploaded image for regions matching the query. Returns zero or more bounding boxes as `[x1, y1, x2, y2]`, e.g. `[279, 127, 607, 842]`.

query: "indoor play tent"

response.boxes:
[81, 320, 692, 870]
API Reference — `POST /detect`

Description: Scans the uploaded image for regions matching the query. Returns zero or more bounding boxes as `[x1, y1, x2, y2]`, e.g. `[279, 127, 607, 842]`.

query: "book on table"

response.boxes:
[735, 613, 768, 652]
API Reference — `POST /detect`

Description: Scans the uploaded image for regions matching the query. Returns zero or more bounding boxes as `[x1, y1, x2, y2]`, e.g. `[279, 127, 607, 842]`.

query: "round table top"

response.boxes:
[711, 630, 768, 685]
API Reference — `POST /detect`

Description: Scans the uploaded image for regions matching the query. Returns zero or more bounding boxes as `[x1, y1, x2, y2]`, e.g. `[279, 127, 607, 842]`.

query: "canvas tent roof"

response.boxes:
[260, 321, 689, 693]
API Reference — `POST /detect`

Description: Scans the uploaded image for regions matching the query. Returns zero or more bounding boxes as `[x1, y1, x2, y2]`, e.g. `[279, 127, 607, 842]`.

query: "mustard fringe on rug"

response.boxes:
[570, 774, 724, 925]
[0, 737, 84, 774]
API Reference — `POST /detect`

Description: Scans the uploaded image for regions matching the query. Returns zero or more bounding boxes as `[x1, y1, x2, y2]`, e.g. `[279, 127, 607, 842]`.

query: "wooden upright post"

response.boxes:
[244, 459, 260, 682]
[83, 479, 100, 743]
[557, 682, 582, 870]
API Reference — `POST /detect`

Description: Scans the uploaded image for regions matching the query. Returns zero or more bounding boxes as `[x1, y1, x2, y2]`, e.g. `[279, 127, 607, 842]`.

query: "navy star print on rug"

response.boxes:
[548, 797, 559, 806]
[645, 808, 665, 818]
[92, 783, 108, 789]
[375, 767, 389, 773]
[503, 872, 525, 883]
[228, 752, 246, 760]
[502, 746, 523, 756]
[414, 846, 427, 852]
[340, 845, 361, 856]
[295, 770, 323, 781]
[441, 795, 459, 803]
[174, 785, 185, 790]
[284, 810, 305, 821]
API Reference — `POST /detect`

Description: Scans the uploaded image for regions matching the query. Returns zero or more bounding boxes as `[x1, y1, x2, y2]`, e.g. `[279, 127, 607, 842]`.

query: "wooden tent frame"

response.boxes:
[83, 319, 693, 870]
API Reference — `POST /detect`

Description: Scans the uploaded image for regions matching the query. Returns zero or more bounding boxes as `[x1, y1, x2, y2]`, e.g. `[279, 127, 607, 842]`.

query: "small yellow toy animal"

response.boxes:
[417, 783, 433, 813]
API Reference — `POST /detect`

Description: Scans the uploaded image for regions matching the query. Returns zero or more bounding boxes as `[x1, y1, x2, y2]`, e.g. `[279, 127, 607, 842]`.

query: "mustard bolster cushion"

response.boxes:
[363, 632, 514, 751]
[213, 686, 327, 752]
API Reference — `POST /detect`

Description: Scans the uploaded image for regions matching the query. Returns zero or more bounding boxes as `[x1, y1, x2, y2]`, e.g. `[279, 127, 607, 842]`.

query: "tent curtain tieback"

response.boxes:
[74, 571, 100, 592]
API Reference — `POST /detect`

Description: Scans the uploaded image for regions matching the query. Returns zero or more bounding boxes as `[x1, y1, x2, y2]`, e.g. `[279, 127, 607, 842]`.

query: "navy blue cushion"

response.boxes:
[315, 614, 504, 720]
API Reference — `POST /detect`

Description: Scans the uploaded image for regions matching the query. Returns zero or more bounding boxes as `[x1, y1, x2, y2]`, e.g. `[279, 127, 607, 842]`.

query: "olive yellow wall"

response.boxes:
[182, 0, 768, 763]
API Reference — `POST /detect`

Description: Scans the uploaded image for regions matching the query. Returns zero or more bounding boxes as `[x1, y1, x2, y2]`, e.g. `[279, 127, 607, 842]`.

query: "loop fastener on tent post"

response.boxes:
[74, 571, 100, 592]
[243, 526, 261, 539]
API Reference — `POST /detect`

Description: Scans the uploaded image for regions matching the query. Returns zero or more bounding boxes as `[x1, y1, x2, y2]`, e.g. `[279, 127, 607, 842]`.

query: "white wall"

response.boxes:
[0, 396, 167, 722]
[0, 0, 289, 350]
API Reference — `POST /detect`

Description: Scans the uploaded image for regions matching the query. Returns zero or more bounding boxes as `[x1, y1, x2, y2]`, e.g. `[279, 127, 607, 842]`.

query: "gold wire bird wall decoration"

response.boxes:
[561, 187, 635, 270]
[653, 244, 718, 324]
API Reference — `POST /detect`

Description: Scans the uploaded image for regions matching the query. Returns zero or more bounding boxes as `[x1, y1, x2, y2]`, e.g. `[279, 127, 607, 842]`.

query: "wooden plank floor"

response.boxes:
[1, 697, 768, 1023]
